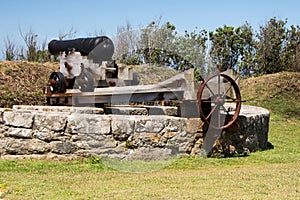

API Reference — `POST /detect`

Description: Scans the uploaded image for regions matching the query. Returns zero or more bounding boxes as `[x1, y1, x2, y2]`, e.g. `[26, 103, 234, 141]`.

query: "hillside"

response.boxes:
[0, 61, 179, 108]
[0, 61, 299, 120]
[0, 61, 58, 108]
[240, 72, 300, 119]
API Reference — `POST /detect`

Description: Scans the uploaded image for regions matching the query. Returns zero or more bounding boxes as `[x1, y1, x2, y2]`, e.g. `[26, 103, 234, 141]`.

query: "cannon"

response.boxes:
[47, 36, 126, 93]
[45, 36, 242, 130]
[48, 36, 114, 63]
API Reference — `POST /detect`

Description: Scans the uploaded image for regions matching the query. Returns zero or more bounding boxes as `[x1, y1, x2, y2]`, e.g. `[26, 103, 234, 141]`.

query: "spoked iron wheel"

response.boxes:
[74, 71, 94, 92]
[48, 72, 67, 94]
[197, 73, 242, 130]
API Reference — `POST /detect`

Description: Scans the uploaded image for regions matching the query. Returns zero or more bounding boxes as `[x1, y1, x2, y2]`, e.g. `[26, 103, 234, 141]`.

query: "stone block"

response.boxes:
[6, 127, 32, 138]
[33, 130, 53, 142]
[67, 114, 111, 135]
[0, 103, 271, 159]
[111, 115, 135, 141]
[183, 118, 202, 133]
[34, 113, 68, 132]
[235, 105, 270, 150]
[51, 141, 76, 154]
[134, 116, 167, 133]
[13, 105, 104, 115]
[165, 117, 185, 132]
[69, 107, 104, 114]
[3, 111, 34, 128]
[4, 138, 50, 155]
[133, 132, 166, 147]
[124, 147, 175, 161]
[170, 132, 196, 153]
[163, 131, 178, 139]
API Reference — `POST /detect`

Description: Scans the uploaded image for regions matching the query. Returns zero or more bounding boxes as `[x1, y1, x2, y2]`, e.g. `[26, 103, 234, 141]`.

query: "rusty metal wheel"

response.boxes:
[49, 72, 66, 94]
[197, 73, 242, 130]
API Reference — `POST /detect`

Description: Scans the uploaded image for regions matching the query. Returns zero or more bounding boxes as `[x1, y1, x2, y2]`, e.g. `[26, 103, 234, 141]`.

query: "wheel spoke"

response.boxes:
[205, 104, 218, 120]
[204, 84, 216, 96]
[222, 84, 233, 98]
[224, 95, 239, 102]
[222, 76, 240, 99]
[225, 99, 242, 103]
[201, 99, 215, 103]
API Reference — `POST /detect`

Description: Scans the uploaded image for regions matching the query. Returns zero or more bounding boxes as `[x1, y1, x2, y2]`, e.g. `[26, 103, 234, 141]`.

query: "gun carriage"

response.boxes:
[45, 36, 242, 129]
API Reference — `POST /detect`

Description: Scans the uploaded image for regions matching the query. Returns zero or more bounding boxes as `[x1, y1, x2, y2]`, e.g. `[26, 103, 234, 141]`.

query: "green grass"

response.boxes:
[0, 113, 299, 199]
[240, 71, 300, 120]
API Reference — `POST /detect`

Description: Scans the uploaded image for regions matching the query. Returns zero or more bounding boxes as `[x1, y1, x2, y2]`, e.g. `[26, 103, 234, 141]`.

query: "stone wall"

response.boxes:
[0, 105, 270, 160]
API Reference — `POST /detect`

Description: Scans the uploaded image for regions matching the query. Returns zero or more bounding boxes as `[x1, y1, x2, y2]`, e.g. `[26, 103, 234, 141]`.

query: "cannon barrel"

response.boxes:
[48, 36, 114, 63]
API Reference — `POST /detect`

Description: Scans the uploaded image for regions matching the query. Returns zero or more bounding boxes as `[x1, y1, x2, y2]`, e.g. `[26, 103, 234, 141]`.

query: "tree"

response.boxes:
[116, 19, 208, 79]
[4, 35, 19, 61]
[19, 28, 51, 62]
[174, 28, 208, 78]
[113, 21, 141, 65]
[19, 28, 39, 62]
[139, 18, 177, 66]
[209, 24, 254, 73]
[37, 37, 51, 62]
[283, 25, 300, 72]
[256, 17, 287, 74]
[237, 22, 257, 77]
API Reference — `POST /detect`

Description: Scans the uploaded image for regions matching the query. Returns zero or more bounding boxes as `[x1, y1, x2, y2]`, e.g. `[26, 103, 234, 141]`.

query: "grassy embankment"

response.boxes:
[0, 61, 299, 199]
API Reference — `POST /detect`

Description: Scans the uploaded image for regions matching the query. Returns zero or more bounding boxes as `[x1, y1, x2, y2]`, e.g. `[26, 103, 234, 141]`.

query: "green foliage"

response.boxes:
[175, 28, 208, 75]
[85, 157, 102, 164]
[256, 17, 287, 74]
[119, 21, 208, 78]
[125, 140, 135, 149]
[4, 29, 51, 62]
[282, 25, 300, 72]
[118, 17, 299, 78]
[5, 49, 15, 61]
[139, 20, 178, 66]
[120, 53, 141, 65]
[209, 23, 255, 74]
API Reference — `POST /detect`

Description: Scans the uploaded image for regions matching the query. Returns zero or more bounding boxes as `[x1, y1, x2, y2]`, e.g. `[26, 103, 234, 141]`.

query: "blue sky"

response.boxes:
[0, 0, 299, 59]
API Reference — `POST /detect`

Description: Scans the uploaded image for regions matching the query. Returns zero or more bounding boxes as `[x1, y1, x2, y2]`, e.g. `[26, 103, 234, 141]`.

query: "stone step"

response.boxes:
[12, 105, 104, 114]
[12, 105, 178, 116]
[104, 105, 178, 116]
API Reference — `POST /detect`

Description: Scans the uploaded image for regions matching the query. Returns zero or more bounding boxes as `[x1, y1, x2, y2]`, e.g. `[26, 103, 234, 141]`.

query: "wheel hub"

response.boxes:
[213, 95, 225, 106]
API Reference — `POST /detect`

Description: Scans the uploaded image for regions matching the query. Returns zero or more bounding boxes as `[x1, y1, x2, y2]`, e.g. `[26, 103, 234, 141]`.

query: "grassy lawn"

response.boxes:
[0, 114, 299, 200]
[0, 70, 299, 199]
